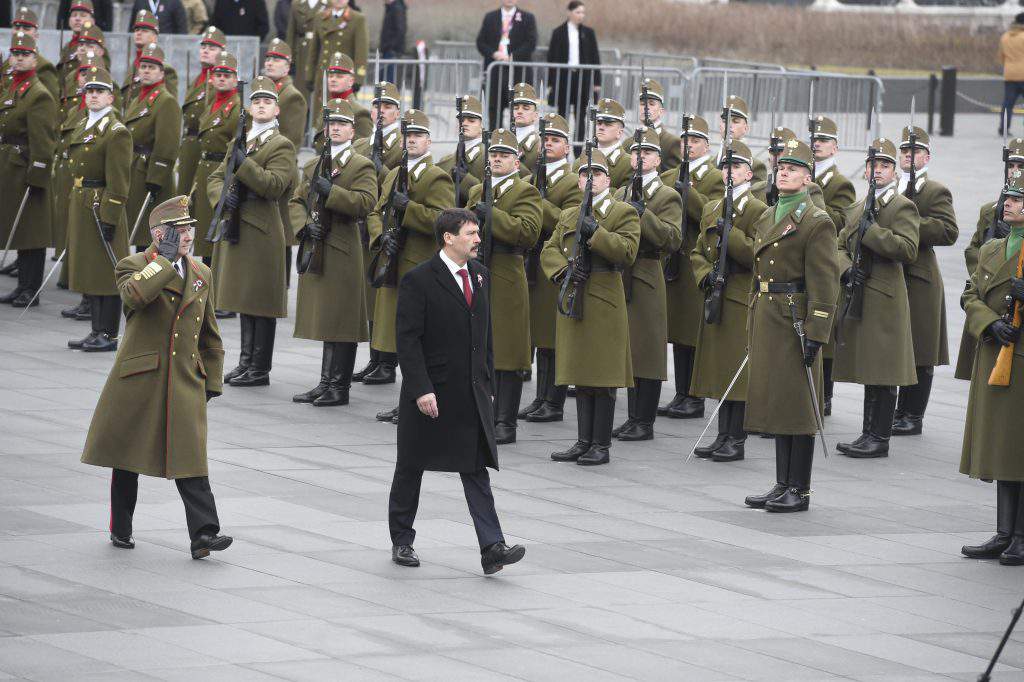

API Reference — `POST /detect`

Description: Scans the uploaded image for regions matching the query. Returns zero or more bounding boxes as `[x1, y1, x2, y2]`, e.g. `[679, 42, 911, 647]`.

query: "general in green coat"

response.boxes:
[285, 0, 326, 98]
[306, 3, 368, 94]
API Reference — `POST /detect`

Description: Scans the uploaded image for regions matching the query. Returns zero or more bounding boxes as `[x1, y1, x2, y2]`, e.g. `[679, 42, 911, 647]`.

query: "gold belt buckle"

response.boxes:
[73, 176, 83, 189]
[759, 281, 769, 293]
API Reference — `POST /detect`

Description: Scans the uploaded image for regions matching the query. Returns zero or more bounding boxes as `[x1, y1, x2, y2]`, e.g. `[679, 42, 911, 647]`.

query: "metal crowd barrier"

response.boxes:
[621, 50, 699, 75]
[685, 67, 884, 150]
[432, 40, 621, 67]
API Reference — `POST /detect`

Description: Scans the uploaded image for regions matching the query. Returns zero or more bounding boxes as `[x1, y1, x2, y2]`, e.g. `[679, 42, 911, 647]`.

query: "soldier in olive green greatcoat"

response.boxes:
[466, 128, 543, 444]
[286, 0, 325, 99]
[659, 115, 724, 419]
[635, 78, 682, 172]
[833, 138, 920, 459]
[65, 67, 132, 353]
[542, 149, 640, 466]
[124, 44, 182, 249]
[191, 52, 240, 261]
[436, 95, 488, 204]
[611, 127, 682, 441]
[4, 8, 58, 98]
[263, 38, 309, 151]
[368, 109, 455, 423]
[754, 126, 828, 210]
[717, 95, 767, 189]
[82, 196, 233, 560]
[121, 11, 179, 110]
[519, 113, 582, 423]
[209, 76, 297, 388]
[690, 141, 768, 463]
[891, 126, 959, 436]
[0, 33, 56, 308]
[958, 172, 1024, 566]
[510, 82, 541, 175]
[306, 0, 368, 97]
[573, 98, 631, 189]
[743, 140, 839, 513]
[289, 98, 378, 407]
[178, 27, 226, 199]
[313, 52, 372, 138]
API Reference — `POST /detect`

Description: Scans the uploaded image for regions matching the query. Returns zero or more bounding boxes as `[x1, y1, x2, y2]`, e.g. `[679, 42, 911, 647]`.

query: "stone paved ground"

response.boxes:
[1, 113, 1023, 681]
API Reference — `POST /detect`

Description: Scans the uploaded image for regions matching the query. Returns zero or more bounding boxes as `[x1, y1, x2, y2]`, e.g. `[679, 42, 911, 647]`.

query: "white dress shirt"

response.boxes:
[814, 156, 837, 177]
[173, 258, 185, 280]
[247, 119, 278, 142]
[439, 248, 473, 293]
[567, 22, 580, 66]
[331, 140, 352, 158]
[898, 166, 927, 194]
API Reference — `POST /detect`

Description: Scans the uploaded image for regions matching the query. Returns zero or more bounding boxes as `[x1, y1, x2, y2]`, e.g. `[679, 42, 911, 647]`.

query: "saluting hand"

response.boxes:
[156, 226, 181, 261]
[417, 392, 438, 419]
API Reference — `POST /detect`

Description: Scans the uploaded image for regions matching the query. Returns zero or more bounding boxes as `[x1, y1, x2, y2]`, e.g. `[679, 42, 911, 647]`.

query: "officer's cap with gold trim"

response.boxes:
[541, 112, 570, 140]
[778, 139, 813, 170]
[680, 114, 710, 141]
[456, 94, 483, 120]
[211, 51, 237, 73]
[78, 50, 101, 72]
[401, 109, 430, 135]
[577, 147, 609, 175]
[899, 125, 929, 151]
[9, 31, 36, 54]
[1004, 169, 1024, 199]
[719, 140, 753, 168]
[639, 78, 664, 104]
[249, 75, 278, 101]
[133, 9, 158, 31]
[595, 98, 625, 124]
[150, 195, 198, 229]
[722, 94, 749, 121]
[82, 66, 114, 91]
[488, 128, 519, 154]
[868, 137, 898, 164]
[327, 51, 353, 73]
[811, 115, 839, 141]
[511, 82, 538, 107]
[325, 97, 354, 123]
[372, 81, 401, 107]
[139, 43, 164, 67]
[69, 0, 94, 14]
[12, 7, 39, 28]
[266, 38, 291, 60]
[79, 21, 105, 46]
[629, 126, 662, 154]
[1008, 137, 1024, 162]
[201, 25, 227, 48]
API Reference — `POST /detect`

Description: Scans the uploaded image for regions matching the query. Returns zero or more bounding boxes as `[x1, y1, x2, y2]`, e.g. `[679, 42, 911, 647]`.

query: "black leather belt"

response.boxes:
[75, 178, 105, 188]
[591, 264, 623, 273]
[636, 248, 662, 259]
[758, 280, 804, 294]
[133, 145, 152, 156]
[493, 243, 526, 256]
[202, 151, 225, 162]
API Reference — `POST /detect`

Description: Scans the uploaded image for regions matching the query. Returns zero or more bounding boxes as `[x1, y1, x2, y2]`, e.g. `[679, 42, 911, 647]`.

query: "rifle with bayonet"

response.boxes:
[807, 78, 817, 183]
[664, 113, 692, 283]
[477, 131, 495, 267]
[453, 95, 469, 208]
[641, 63, 652, 129]
[904, 96, 918, 200]
[525, 118, 548, 285]
[370, 82, 385, 175]
[557, 107, 597, 320]
[703, 103, 735, 325]
[838, 146, 878, 332]
[297, 73, 332, 275]
[766, 99, 781, 207]
[368, 120, 409, 288]
[507, 54, 516, 137]
[986, 146, 1012, 243]
[207, 78, 248, 244]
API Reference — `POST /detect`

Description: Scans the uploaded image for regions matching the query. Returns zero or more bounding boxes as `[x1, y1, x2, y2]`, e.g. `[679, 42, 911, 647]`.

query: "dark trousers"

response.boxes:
[388, 464, 504, 551]
[90, 294, 121, 336]
[1002, 81, 1024, 133]
[17, 248, 44, 291]
[109, 468, 220, 541]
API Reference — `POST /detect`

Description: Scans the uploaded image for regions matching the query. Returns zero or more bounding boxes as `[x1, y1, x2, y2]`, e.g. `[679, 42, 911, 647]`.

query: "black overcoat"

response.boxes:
[396, 253, 497, 473]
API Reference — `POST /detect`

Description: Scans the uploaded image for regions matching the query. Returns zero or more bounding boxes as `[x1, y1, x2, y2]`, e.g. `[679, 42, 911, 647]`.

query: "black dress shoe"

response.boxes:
[657, 394, 684, 416]
[110, 533, 135, 549]
[837, 435, 889, 459]
[962, 534, 1012, 559]
[351, 359, 378, 382]
[891, 414, 923, 436]
[392, 544, 420, 567]
[0, 286, 23, 304]
[229, 369, 270, 386]
[376, 406, 398, 422]
[62, 302, 84, 318]
[577, 444, 610, 466]
[223, 364, 248, 383]
[495, 424, 516, 444]
[836, 433, 870, 454]
[190, 533, 233, 559]
[313, 386, 349, 406]
[616, 422, 653, 441]
[665, 396, 705, 419]
[711, 438, 745, 462]
[524, 402, 563, 422]
[566, 386, 577, 397]
[999, 536, 1024, 566]
[390, 413, 400, 425]
[68, 331, 98, 349]
[11, 289, 38, 307]
[765, 487, 810, 513]
[693, 433, 727, 458]
[481, 541, 525, 575]
[214, 309, 236, 319]
[293, 382, 328, 403]
[551, 440, 590, 462]
[611, 418, 634, 438]
[362, 363, 396, 385]
[0, 261, 17, 277]
[745, 484, 788, 509]
[517, 398, 543, 420]
[81, 333, 117, 352]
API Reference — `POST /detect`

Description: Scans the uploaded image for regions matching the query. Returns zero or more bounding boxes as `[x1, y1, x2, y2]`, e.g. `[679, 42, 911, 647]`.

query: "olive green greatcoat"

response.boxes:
[518, 128, 541, 175]
[2, 56, 59, 98]
[661, 156, 725, 346]
[744, 200, 839, 435]
[289, 145, 377, 341]
[209, 128, 296, 318]
[52, 106, 86, 252]
[0, 74, 56, 251]
[274, 76, 308, 150]
[125, 85, 182, 247]
[286, 0, 327, 97]
[955, 199, 999, 379]
[66, 112, 132, 295]
[120, 64, 178, 108]
[959, 238, 1024, 481]
[817, 164, 856, 234]
[540, 193, 640, 387]
[82, 248, 224, 479]
[614, 176, 682, 379]
[528, 161, 582, 349]
[307, 8, 369, 93]
[833, 187, 920, 386]
[191, 93, 239, 259]
[689, 190, 768, 400]
[178, 72, 211, 196]
[904, 174, 958, 367]
[467, 174, 543, 371]
[312, 95, 372, 139]
[654, 123, 682, 172]
[354, 124, 403, 171]
[436, 140, 486, 201]
[368, 156, 455, 353]
[575, 143, 632, 189]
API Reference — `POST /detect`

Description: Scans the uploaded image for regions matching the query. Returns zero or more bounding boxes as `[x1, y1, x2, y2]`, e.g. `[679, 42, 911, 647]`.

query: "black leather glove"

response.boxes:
[1010, 276, 1024, 304]
[145, 182, 161, 195]
[313, 176, 333, 198]
[629, 200, 645, 218]
[156, 226, 180, 261]
[381, 232, 400, 257]
[231, 145, 246, 168]
[841, 267, 866, 286]
[579, 215, 598, 240]
[569, 258, 590, 283]
[802, 339, 822, 367]
[995, 220, 1012, 240]
[988, 319, 1021, 346]
[100, 222, 116, 242]
[206, 390, 218, 402]
[224, 187, 240, 211]
[674, 179, 687, 196]
[306, 223, 325, 241]
[391, 190, 410, 212]
[473, 204, 488, 226]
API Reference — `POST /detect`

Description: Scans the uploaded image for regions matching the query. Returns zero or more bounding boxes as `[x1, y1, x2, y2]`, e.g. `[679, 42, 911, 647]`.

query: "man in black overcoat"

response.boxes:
[389, 208, 526, 575]
[546, 0, 601, 151]
[475, 0, 537, 129]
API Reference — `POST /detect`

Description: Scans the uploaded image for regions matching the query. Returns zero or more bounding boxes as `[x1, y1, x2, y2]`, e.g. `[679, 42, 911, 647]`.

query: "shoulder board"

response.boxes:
[695, 164, 708, 179]
[737, 194, 749, 213]
[819, 169, 833, 187]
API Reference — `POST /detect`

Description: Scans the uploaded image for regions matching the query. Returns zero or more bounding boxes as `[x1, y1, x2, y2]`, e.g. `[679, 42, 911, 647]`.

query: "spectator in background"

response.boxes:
[213, 0, 269, 40]
[546, 0, 600, 151]
[128, 0, 188, 34]
[57, 0, 112, 30]
[1000, 13, 1024, 135]
[476, 0, 536, 129]
[183, 0, 209, 34]
[274, 0, 291, 40]
[380, 0, 407, 83]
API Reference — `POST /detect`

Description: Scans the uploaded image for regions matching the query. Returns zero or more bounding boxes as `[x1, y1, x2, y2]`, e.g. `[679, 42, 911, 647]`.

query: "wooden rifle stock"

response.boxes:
[989, 242, 1024, 386]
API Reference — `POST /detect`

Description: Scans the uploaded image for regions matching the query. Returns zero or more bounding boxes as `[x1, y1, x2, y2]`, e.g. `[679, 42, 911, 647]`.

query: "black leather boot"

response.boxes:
[660, 344, 686, 416]
[694, 401, 729, 458]
[618, 379, 660, 441]
[527, 350, 566, 422]
[293, 343, 333, 403]
[353, 321, 379, 382]
[314, 342, 356, 406]
[494, 370, 523, 444]
[823, 358, 833, 416]
[612, 386, 637, 438]
[1000, 484, 1024, 566]
[712, 400, 747, 462]
[746, 435, 791, 508]
[552, 388, 593, 461]
[579, 388, 614, 465]
[963, 481, 1018, 559]
[231, 317, 274, 386]
[837, 386, 876, 454]
[363, 351, 397, 385]
[519, 348, 549, 419]
[0, 285, 24, 304]
[893, 366, 931, 436]
[766, 434, 813, 512]
[62, 294, 90, 319]
[224, 314, 255, 383]
[841, 385, 895, 458]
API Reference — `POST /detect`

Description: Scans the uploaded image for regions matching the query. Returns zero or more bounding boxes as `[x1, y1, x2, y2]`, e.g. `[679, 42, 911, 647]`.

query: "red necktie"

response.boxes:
[457, 268, 473, 307]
